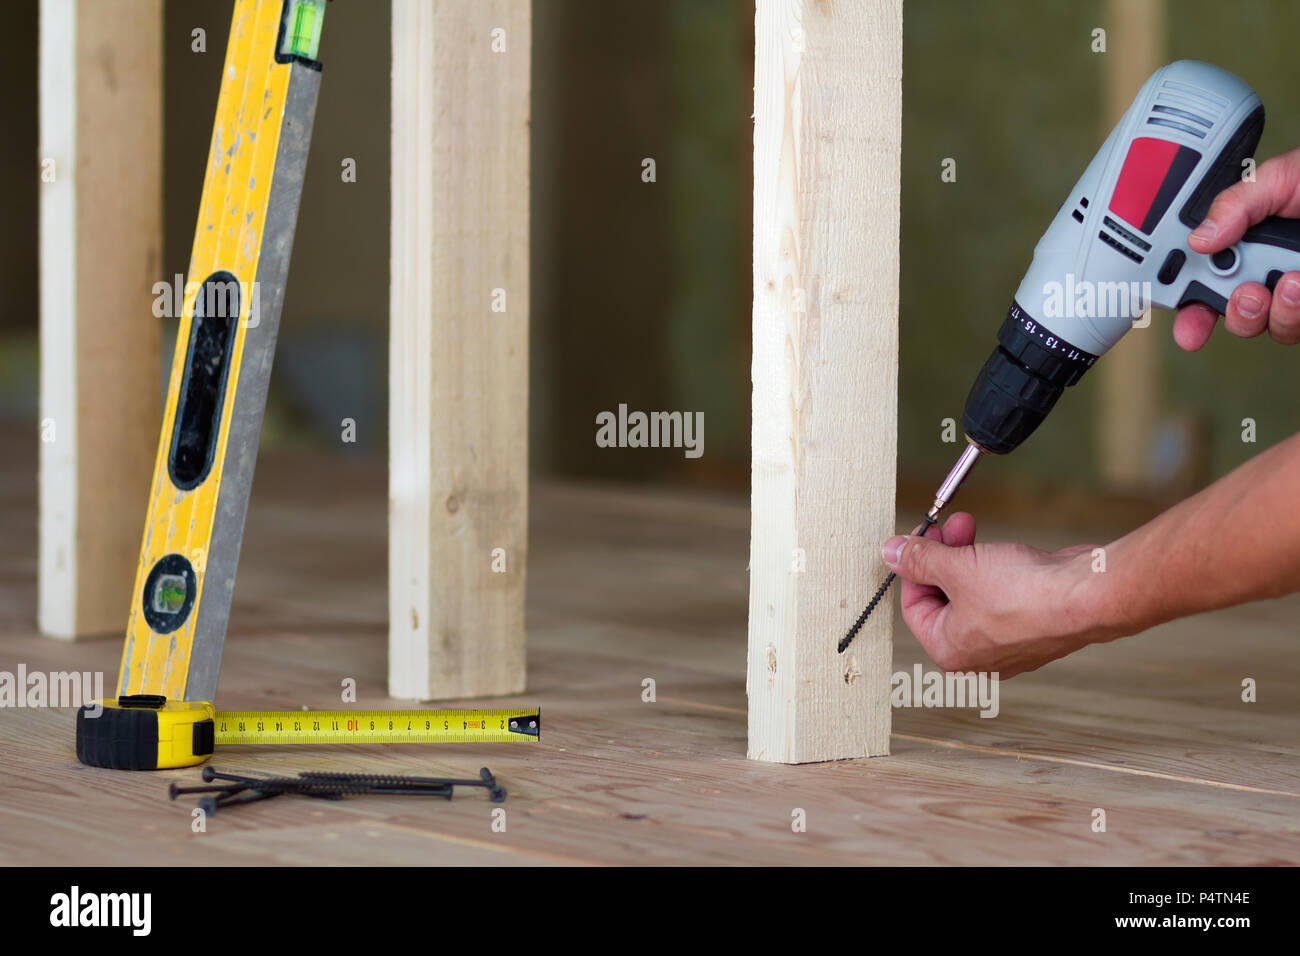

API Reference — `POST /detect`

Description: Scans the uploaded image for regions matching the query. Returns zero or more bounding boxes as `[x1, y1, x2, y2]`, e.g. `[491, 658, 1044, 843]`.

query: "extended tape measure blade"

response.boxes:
[213, 709, 541, 746]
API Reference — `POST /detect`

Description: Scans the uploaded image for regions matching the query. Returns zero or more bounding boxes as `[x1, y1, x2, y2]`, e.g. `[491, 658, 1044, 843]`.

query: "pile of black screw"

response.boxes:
[170, 766, 506, 815]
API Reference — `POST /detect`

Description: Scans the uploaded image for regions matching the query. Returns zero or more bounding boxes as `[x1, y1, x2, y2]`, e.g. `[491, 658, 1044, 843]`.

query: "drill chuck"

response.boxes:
[961, 303, 1098, 455]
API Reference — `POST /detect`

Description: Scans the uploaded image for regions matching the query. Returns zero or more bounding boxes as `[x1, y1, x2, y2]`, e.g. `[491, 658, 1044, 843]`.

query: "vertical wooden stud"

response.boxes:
[748, 0, 903, 762]
[389, 1, 531, 699]
[38, 0, 162, 639]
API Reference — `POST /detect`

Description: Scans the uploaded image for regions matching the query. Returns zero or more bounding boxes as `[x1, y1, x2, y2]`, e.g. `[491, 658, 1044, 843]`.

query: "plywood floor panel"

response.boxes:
[0, 432, 1295, 865]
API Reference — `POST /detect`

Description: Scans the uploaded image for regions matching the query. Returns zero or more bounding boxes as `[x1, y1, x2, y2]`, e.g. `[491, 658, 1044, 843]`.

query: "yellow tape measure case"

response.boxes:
[76, 696, 215, 771]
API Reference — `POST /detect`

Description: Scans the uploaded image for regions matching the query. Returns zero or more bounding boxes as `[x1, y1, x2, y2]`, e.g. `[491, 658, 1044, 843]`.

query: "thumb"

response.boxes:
[881, 534, 959, 588]
[1189, 152, 1300, 252]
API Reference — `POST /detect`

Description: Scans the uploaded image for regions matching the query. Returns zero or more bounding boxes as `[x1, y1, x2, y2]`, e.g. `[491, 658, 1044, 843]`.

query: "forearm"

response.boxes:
[1095, 431, 1300, 635]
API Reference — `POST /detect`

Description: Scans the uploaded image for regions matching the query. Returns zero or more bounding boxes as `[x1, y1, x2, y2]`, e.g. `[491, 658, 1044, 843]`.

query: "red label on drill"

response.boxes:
[1108, 137, 1201, 234]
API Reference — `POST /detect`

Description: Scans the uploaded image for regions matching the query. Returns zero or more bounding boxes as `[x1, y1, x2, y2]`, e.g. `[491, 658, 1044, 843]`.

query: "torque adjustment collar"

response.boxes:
[960, 302, 1097, 455]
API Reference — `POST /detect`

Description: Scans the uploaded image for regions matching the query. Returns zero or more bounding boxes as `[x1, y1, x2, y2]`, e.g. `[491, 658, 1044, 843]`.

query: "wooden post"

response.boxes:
[388, 1, 530, 700]
[38, 0, 162, 639]
[747, 0, 903, 763]
[1097, 0, 1166, 489]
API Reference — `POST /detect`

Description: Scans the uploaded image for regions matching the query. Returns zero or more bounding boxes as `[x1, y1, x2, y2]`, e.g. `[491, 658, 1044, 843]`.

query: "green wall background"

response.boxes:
[2, 0, 1297, 492]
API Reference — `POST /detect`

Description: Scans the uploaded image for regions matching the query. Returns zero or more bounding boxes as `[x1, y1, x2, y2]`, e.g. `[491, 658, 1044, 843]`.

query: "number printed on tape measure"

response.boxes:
[214, 709, 540, 745]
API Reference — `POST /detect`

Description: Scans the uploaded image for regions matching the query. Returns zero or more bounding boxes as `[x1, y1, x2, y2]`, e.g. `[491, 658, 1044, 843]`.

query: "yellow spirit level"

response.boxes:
[117, 0, 327, 702]
[76, 696, 542, 770]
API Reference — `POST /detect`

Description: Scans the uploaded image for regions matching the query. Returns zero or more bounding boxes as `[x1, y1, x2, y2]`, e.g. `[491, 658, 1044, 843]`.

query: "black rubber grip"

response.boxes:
[1177, 280, 1229, 317]
[1241, 215, 1300, 254]
[961, 346, 1065, 455]
[75, 704, 158, 771]
[1180, 104, 1264, 229]
[192, 718, 215, 757]
[994, 313, 1093, 387]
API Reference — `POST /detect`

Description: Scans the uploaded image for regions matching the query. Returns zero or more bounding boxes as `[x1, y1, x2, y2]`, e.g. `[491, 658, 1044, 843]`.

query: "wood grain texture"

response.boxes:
[0, 430, 1297, 865]
[748, 0, 903, 762]
[1096, 0, 1166, 490]
[38, 0, 162, 638]
[388, 0, 530, 699]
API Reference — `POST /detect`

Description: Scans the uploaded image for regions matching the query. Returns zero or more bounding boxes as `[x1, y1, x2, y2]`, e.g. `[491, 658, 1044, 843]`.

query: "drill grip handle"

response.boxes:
[1174, 214, 1300, 316]
[1242, 215, 1300, 253]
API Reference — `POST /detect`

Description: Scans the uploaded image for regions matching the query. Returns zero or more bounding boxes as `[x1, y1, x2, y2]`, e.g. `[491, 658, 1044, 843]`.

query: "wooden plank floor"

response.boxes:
[1, 432, 1297, 865]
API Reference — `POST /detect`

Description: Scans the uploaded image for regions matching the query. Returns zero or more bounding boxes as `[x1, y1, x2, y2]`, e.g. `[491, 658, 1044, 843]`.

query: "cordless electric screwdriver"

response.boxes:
[841, 60, 1300, 652]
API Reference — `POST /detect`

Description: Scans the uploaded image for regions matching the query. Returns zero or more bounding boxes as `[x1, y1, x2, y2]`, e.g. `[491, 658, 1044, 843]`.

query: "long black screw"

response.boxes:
[170, 781, 246, 798]
[199, 789, 283, 816]
[301, 767, 505, 802]
[201, 767, 349, 797]
[175, 766, 505, 813]
[839, 514, 936, 654]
